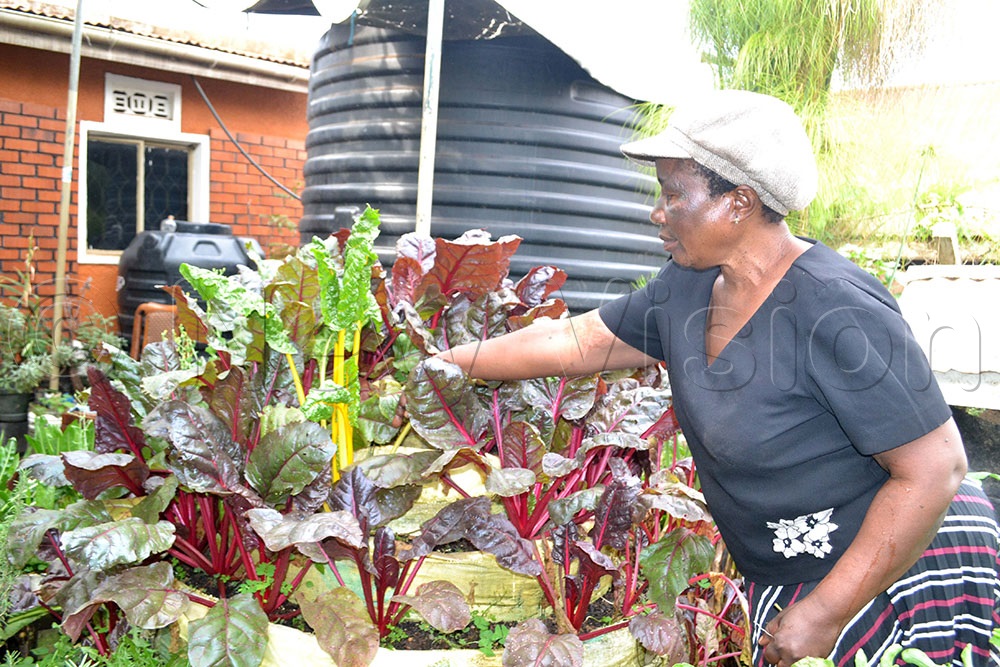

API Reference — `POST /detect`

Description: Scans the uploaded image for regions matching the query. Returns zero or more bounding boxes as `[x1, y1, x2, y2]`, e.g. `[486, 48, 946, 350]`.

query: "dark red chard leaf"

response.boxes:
[502, 619, 583, 667]
[390, 255, 425, 308]
[508, 300, 568, 331]
[441, 291, 519, 349]
[403, 494, 540, 575]
[271, 254, 321, 355]
[161, 284, 210, 344]
[499, 421, 545, 474]
[370, 526, 399, 586]
[462, 498, 542, 576]
[391, 580, 471, 634]
[519, 375, 599, 424]
[644, 404, 680, 441]
[549, 523, 579, 568]
[396, 232, 437, 273]
[416, 231, 521, 303]
[245, 421, 336, 506]
[202, 366, 262, 446]
[291, 463, 334, 514]
[514, 265, 568, 307]
[87, 367, 148, 460]
[629, 611, 689, 660]
[144, 400, 244, 495]
[328, 465, 382, 529]
[592, 458, 642, 551]
[588, 383, 672, 436]
[61, 451, 149, 500]
[405, 358, 490, 450]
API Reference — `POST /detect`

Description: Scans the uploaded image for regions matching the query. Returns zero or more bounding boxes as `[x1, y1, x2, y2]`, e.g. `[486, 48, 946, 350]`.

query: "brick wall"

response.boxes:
[0, 98, 72, 301]
[0, 96, 306, 307]
[208, 127, 304, 258]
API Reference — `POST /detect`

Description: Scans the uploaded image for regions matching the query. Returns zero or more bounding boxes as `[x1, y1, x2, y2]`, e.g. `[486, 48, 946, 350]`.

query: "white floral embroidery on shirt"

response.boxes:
[767, 508, 838, 559]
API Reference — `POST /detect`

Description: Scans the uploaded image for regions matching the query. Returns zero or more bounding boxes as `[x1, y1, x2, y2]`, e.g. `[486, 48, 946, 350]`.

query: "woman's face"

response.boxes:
[651, 158, 735, 269]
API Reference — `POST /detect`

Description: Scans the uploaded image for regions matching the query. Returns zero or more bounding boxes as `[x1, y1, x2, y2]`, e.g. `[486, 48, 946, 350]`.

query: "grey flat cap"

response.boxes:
[620, 90, 818, 216]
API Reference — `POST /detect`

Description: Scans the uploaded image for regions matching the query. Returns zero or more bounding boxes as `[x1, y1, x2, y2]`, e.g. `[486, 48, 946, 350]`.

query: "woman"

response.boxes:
[440, 90, 1000, 666]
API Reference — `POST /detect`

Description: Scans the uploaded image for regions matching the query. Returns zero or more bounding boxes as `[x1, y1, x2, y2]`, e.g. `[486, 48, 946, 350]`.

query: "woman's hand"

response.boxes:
[758, 597, 845, 667]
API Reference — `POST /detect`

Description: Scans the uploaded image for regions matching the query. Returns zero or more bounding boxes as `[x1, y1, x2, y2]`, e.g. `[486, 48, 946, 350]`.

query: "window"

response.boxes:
[78, 122, 210, 265]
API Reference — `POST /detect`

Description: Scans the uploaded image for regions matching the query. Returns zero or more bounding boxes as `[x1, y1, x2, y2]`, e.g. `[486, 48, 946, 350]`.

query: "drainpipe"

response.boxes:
[50, 0, 84, 391]
[414, 0, 444, 236]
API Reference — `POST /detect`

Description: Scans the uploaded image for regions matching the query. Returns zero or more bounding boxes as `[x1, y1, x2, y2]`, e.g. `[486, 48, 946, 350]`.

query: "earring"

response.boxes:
[733, 216, 740, 225]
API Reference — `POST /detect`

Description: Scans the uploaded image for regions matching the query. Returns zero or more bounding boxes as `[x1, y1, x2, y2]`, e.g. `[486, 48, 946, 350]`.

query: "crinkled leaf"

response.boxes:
[290, 464, 335, 514]
[370, 526, 399, 585]
[579, 432, 649, 455]
[373, 484, 422, 525]
[588, 384, 673, 436]
[145, 401, 243, 495]
[485, 467, 536, 497]
[502, 618, 583, 667]
[410, 496, 540, 576]
[7, 501, 113, 568]
[61, 451, 149, 500]
[405, 357, 490, 450]
[300, 379, 351, 423]
[334, 205, 381, 332]
[441, 290, 519, 350]
[354, 449, 441, 489]
[389, 255, 425, 309]
[188, 593, 268, 667]
[61, 518, 175, 571]
[416, 230, 521, 302]
[298, 587, 379, 667]
[57, 570, 106, 641]
[87, 367, 147, 459]
[245, 421, 335, 505]
[132, 475, 180, 524]
[640, 527, 715, 611]
[542, 452, 581, 479]
[514, 265, 568, 307]
[520, 375, 598, 423]
[508, 300, 569, 331]
[203, 366, 263, 447]
[18, 453, 71, 487]
[246, 508, 363, 558]
[391, 580, 471, 634]
[395, 232, 437, 274]
[629, 611, 689, 660]
[499, 421, 545, 474]
[592, 458, 642, 551]
[94, 562, 190, 629]
[328, 465, 382, 528]
[548, 487, 604, 527]
[161, 284, 211, 344]
[639, 479, 711, 525]
[356, 377, 403, 446]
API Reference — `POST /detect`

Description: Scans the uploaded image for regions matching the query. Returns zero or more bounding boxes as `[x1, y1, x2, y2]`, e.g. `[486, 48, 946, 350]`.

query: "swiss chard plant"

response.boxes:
[354, 228, 729, 664]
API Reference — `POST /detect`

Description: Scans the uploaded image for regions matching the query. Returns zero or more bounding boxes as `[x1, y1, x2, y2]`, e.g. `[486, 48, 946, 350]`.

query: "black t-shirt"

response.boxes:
[598, 240, 952, 584]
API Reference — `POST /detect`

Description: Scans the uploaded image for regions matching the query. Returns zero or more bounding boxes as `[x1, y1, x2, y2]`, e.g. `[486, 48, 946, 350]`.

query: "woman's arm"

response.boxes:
[759, 417, 968, 667]
[438, 309, 657, 380]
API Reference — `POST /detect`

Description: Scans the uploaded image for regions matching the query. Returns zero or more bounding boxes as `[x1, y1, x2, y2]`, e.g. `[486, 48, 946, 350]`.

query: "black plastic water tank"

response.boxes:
[116, 221, 258, 342]
[301, 24, 662, 311]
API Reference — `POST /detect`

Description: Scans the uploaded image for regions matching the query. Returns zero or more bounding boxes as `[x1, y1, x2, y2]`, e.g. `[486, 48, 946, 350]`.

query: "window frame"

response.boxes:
[77, 121, 210, 265]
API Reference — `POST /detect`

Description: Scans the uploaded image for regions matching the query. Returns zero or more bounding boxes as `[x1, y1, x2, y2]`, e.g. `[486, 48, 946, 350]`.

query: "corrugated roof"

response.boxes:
[0, 0, 313, 67]
[898, 265, 1000, 409]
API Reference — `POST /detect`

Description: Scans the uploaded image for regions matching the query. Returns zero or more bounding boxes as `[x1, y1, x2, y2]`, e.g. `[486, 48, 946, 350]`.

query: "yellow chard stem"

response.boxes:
[286, 353, 307, 407]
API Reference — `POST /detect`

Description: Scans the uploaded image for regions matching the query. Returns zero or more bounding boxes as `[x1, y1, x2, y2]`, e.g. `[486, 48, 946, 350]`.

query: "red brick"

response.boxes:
[0, 99, 21, 114]
[22, 153, 55, 166]
[6, 115, 38, 129]
[0, 174, 20, 187]
[21, 201, 57, 213]
[38, 118, 64, 132]
[22, 177, 53, 190]
[21, 102, 56, 119]
[4, 138, 37, 152]
[2, 187, 34, 199]
[22, 128, 57, 142]
[37, 190, 61, 203]
[38, 141, 64, 155]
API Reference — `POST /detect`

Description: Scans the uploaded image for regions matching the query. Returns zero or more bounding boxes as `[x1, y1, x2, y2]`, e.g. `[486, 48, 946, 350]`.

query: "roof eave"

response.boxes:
[0, 9, 309, 93]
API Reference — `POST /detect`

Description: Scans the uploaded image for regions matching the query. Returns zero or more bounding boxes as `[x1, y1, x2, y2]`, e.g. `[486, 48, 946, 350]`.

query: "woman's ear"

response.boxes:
[731, 185, 760, 222]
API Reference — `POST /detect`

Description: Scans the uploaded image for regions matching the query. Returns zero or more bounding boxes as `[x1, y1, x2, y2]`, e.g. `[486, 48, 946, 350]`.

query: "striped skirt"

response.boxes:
[748, 480, 1000, 667]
